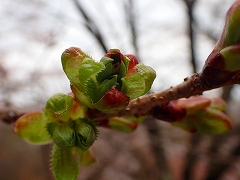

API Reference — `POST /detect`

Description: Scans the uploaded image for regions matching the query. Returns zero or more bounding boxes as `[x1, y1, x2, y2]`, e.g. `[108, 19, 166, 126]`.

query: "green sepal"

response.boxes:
[44, 93, 73, 122]
[220, 44, 240, 71]
[74, 118, 98, 151]
[14, 111, 52, 144]
[98, 75, 118, 98]
[121, 64, 156, 99]
[51, 145, 79, 180]
[46, 122, 58, 137]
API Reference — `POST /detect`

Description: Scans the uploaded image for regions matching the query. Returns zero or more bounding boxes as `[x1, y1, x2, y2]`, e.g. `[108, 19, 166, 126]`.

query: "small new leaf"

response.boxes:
[61, 47, 91, 89]
[74, 118, 98, 151]
[45, 93, 73, 122]
[51, 145, 79, 180]
[14, 111, 52, 144]
[121, 63, 156, 100]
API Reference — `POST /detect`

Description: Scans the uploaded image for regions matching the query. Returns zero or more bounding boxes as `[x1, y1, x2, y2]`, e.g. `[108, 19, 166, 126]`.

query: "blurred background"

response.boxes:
[1, 0, 240, 179]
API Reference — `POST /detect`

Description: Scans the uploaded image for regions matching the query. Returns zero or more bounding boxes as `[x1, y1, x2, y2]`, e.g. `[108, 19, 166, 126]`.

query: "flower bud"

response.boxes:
[52, 123, 76, 147]
[74, 118, 98, 151]
[94, 87, 130, 114]
[216, 0, 240, 50]
[62, 47, 155, 113]
[201, 1, 240, 87]
[157, 97, 232, 134]
[220, 44, 240, 71]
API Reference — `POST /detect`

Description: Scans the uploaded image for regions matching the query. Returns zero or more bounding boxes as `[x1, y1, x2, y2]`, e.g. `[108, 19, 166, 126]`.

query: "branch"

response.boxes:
[73, 0, 108, 53]
[183, 0, 198, 73]
[89, 68, 240, 121]
[0, 106, 25, 124]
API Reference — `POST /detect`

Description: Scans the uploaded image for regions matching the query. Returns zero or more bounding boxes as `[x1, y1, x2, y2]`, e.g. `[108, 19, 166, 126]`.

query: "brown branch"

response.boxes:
[0, 106, 25, 124]
[183, 0, 197, 73]
[88, 67, 240, 122]
[73, 0, 108, 53]
[2, 69, 240, 124]
[87, 74, 201, 120]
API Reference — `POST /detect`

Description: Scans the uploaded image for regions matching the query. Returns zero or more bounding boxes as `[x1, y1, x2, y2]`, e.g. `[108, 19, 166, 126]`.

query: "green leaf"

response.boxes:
[121, 73, 145, 99]
[123, 116, 145, 123]
[61, 47, 91, 89]
[84, 77, 100, 103]
[71, 84, 94, 109]
[170, 97, 232, 135]
[97, 57, 114, 82]
[108, 117, 138, 133]
[51, 145, 79, 180]
[14, 111, 52, 144]
[44, 93, 73, 122]
[78, 59, 104, 91]
[185, 110, 232, 135]
[121, 64, 156, 100]
[98, 75, 118, 98]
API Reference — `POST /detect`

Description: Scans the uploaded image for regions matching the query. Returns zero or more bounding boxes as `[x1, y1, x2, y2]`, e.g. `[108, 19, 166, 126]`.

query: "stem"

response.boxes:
[3, 68, 240, 124]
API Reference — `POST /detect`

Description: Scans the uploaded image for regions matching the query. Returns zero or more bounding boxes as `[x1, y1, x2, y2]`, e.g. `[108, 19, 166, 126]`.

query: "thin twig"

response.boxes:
[0, 106, 25, 124]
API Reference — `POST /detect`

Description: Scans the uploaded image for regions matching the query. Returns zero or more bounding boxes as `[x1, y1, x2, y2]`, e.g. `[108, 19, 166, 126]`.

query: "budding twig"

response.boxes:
[88, 73, 201, 120]
[89, 69, 240, 121]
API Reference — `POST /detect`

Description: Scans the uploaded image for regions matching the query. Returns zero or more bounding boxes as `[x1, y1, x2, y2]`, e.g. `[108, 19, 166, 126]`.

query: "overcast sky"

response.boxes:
[0, 0, 236, 108]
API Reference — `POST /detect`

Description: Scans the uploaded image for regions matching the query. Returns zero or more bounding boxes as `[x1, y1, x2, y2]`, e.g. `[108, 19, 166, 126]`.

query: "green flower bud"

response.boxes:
[201, 1, 240, 87]
[220, 44, 240, 71]
[52, 123, 76, 147]
[74, 118, 98, 151]
[62, 47, 156, 113]
[169, 97, 232, 134]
